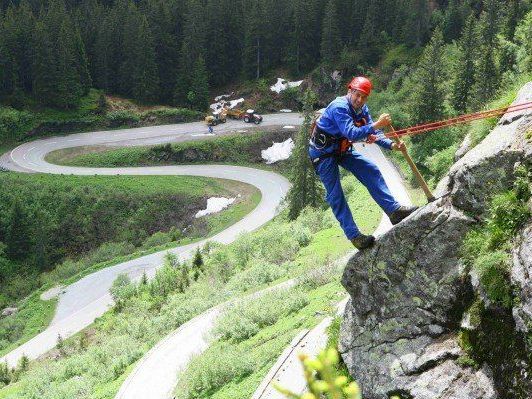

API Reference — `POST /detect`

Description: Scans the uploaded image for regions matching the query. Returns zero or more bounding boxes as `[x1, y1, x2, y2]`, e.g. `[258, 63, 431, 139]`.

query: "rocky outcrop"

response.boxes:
[437, 82, 532, 217]
[511, 221, 532, 338]
[340, 82, 532, 399]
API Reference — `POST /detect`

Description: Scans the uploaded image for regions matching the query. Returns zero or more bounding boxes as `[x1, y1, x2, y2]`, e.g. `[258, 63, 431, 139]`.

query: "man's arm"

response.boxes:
[366, 111, 393, 150]
[333, 106, 375, 142]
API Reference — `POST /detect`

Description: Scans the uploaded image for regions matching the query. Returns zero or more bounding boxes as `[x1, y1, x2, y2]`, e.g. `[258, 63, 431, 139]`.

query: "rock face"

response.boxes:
[512, 221, 532, 338]
[340, 82, 532, 399]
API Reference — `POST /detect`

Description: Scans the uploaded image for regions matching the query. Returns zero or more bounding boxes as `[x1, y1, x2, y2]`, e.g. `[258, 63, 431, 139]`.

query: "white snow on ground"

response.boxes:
[214, 92, 234, 101]
[195, 197, 236, 218]
[279, 109, 292, 113]
[270, 78, 304, 94]
[261, 138, 294, 164]
[283, 125, 295, 129]
[210, 97, 245, 114]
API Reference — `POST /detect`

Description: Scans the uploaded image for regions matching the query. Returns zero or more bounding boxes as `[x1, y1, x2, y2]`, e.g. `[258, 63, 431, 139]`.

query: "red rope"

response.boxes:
[384, 101, 532, 139]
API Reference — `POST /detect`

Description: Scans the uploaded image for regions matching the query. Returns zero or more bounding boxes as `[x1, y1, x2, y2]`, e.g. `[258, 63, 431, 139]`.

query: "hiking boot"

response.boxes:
[351, 234, 375, 250]
[388, 205, 419, 225]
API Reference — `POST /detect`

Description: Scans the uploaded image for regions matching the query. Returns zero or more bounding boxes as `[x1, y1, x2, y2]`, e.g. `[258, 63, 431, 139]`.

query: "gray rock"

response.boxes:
[454, 133, 472, 161]
[1, 307, 18, 317]
[511, 221, 532, 336]
[438, 82, 532, 217]
[339, 199, 476, 397]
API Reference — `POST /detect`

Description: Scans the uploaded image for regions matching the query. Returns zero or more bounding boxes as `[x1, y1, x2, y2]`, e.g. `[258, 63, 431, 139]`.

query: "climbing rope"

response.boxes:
[384, 101, 532, 139]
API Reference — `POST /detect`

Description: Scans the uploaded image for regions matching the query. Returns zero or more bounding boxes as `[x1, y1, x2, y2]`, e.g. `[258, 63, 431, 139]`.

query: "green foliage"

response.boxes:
[462, 167, 531, 308]
[425, 143, 459, 184]
[176, 345, 254, 399]
[515, 10, 532, 73]
[213, 287, 308, 342]
[106, 110, 140, 127]
[288, 89, 324, 220]
[110, 274, 136, 311]
[274, 348, 362, 399]
[0, 107, 35, 142]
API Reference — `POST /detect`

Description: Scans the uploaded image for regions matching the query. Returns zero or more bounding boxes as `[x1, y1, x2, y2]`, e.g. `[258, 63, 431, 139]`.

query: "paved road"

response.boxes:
[0, 114, 299, 368]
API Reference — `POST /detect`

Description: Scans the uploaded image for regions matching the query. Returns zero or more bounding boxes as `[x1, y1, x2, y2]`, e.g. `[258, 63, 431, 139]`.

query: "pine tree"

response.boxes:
[451, 14, 478, 113]
[242, 0, 264, 79]
[56, 20, 84, 108]
[320, 0, 342, 64]
[5, 199, 31, 261]
[72, 24, 92, 96]
[288, 89, 324, 220]
[471, 10, 499, 109]
[358, 0, 383, 65]
[131, 15, 159, 103]
[192, 247, 203, 281]
[187, 55, 209, 111]
[288, 0, 320, 75]
[409, 27, 446, 125]
[408, 28, 448, 163]
[143, 0, 181, 103]
[175, 0, 207, 105]
[32, 20, 57, 105]
[442, 0, 466, 42]
[403, 0, 430, 48]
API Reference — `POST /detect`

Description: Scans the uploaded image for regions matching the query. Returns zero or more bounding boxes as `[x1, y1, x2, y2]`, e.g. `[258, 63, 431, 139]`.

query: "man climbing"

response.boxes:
[309, 76, 418, 250]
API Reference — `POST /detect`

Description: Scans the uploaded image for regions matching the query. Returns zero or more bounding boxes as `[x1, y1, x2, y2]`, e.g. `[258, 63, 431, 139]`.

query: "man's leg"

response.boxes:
[339, 152, 400, 214]
[315, 157, 360, 239]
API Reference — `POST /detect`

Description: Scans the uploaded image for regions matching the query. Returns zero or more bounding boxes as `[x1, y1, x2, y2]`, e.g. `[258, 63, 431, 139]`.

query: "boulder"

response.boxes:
[340, 199, 478, 398]
[1, 307, 18, 317]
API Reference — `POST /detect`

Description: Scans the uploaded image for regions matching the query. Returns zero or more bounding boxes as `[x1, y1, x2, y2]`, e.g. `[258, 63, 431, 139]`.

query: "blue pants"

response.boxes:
[312, 151, 400, 240]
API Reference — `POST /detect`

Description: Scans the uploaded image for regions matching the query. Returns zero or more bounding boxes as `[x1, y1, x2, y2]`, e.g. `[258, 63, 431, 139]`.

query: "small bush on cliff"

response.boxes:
[463, 165, 531, 308]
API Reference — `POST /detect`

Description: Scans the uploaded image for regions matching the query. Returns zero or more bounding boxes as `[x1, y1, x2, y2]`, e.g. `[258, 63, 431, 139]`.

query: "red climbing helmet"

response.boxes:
[347, 76, 373, 96]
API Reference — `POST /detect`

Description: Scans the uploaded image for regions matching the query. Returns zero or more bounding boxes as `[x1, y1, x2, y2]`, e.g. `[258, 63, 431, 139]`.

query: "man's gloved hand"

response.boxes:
[391, 141, 406, 151]
[365, 134, 378, 144]
[373, 113, 392, 129]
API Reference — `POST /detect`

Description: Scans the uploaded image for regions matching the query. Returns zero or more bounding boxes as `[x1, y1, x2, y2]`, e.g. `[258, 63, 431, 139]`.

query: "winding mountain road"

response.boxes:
[0, 113, 413, 399]
[0, 114, 300, 368]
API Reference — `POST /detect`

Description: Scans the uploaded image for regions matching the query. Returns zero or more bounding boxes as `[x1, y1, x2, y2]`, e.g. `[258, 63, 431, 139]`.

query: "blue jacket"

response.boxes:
[315, 96, 393, 151]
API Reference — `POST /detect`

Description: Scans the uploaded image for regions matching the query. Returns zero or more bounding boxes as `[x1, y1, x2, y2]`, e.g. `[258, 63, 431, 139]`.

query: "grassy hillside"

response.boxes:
[0, 172, 260, 358]
[45, 129, 293, 173]
[0, 170, 382, 398]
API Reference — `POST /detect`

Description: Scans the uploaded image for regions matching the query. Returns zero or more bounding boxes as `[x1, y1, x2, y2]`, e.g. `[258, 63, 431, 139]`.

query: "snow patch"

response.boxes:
[261, 138, 294, 164]
[270, 78, 304, 94]
[195, 197, 236, 218]
[215, 92, 234, 101]
[283, 125, 296, 129]
[210, 97, 245, 114]
[279, 109, 292, 113]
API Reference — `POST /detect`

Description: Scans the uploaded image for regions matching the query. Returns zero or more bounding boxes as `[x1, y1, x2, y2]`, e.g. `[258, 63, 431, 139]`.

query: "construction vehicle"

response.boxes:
[226, 108, 263, 124]
[204, 109, 227, 126]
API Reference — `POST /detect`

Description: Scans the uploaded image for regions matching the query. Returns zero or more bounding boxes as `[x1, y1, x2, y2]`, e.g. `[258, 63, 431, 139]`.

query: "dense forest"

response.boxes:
[0, 0, 528, 111]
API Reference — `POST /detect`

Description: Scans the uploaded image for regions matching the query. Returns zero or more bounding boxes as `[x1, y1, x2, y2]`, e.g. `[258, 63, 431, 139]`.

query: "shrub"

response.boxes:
[106, 110, 140, 127]
[473, 251, 512, 308]
[213, 287, 308, 342]
[110, 274, 136, 310]
[226, 259, 287, 293]
[176, 345, 255, 399]
[0, 106, 35, 142]
[425, 143, 458, 183]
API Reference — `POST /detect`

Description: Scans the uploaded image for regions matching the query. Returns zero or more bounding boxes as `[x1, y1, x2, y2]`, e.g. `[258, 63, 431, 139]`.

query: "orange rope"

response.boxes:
[383, 101, 532, 139]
